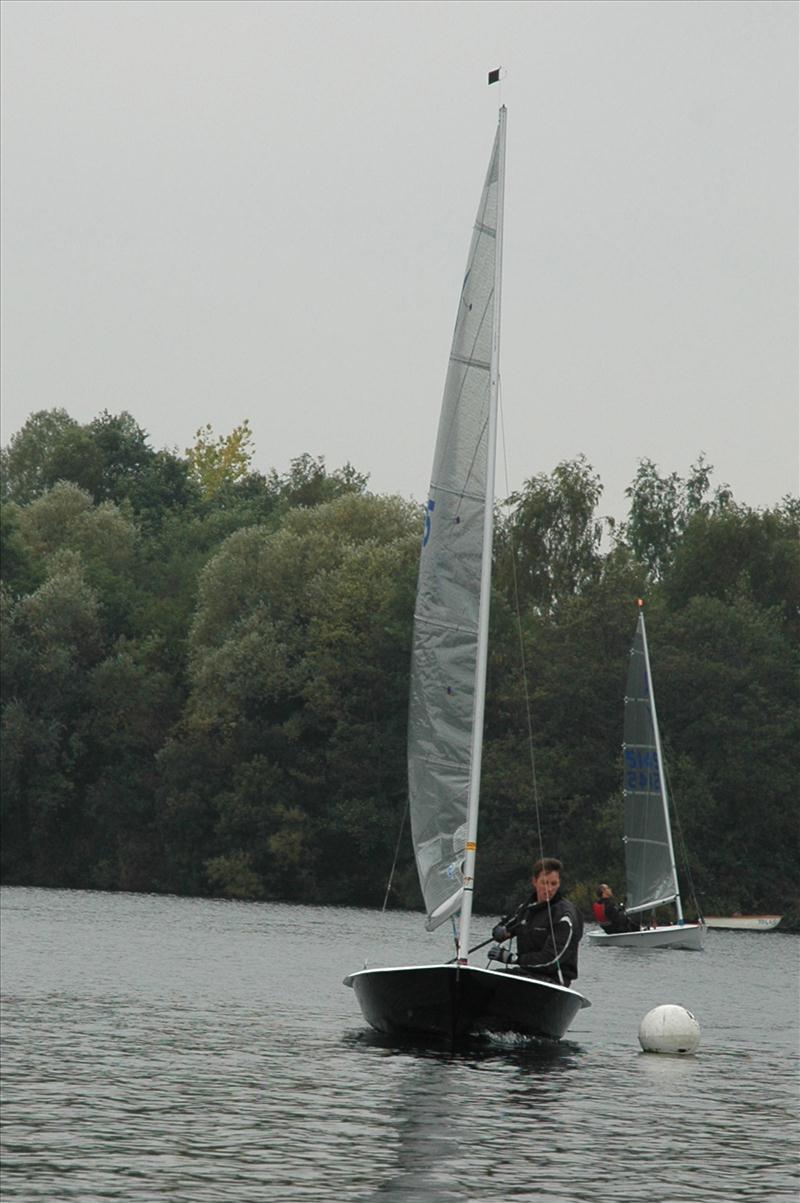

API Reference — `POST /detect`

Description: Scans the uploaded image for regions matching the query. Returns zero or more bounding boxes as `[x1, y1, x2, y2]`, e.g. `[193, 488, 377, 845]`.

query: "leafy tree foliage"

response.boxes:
[0, 408, 797, 928]
[1, 555, 104, 883]
[0, 503, 43, 597]
[1, 408, 198, 525]
[0, 408, 80, 503]
[654, 594, 798, 913]
[266, 452, 370, 511]
[173, 492, 419, 903]
[186, 420, 255, 498]
[664, 498, 800, 639]
[622, 454, 732, 579]
[496, 456, 605, 613]
[83, 637, 183, 891]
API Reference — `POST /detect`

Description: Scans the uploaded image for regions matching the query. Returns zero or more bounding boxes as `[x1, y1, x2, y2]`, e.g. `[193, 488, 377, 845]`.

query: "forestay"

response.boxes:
[407, 120, 503, 932]
[622, 614, 679, 914]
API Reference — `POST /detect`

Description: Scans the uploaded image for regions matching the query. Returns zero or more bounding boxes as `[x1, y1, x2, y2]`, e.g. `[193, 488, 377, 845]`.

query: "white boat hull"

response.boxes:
[589, 922, 705, 951]
[344, 963, 590, 1042]
[704, 915, 782, 931]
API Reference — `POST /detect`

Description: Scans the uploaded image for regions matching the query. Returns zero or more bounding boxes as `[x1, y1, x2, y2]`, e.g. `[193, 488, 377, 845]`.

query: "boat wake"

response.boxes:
[342, 1025, 582, 1063]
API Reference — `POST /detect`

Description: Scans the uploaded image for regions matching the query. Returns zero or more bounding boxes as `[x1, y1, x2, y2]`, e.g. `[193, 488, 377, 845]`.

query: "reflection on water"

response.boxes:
[1, 887, 798, 1203]
[370, 1060, 465, 1202]
[345, 1031, 588, 1202]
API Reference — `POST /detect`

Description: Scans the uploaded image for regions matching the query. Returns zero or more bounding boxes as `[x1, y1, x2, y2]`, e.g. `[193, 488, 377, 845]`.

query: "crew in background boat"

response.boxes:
[592, 883, 641, 934]
[487, 857, 583, 987]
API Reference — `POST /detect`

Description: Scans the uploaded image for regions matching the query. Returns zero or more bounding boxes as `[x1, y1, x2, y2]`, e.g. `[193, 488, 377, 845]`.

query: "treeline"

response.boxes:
[1, 409, 798, 927]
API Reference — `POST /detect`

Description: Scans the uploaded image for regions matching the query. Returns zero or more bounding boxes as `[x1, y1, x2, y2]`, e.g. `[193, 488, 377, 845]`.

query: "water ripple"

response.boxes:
[1, 888, 798, 1202]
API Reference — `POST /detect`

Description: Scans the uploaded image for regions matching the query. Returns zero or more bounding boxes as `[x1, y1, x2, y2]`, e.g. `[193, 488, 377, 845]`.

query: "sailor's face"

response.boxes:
[533, 870, 560, 903]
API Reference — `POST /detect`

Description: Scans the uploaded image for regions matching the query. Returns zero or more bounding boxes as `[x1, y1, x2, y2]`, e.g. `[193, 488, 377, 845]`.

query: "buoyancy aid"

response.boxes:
[593, 901, 607, 925]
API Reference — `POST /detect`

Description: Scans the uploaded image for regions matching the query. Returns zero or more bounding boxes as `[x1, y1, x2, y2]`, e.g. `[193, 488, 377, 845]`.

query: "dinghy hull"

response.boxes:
[704, 915, 782, 931]
[344, 963, 589, 1041]
[588, 922, 705, 951]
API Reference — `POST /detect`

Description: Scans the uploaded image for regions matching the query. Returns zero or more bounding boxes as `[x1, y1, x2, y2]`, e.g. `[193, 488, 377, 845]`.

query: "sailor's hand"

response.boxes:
[491, 923, 510, 942]
[488, 945, 514, 964]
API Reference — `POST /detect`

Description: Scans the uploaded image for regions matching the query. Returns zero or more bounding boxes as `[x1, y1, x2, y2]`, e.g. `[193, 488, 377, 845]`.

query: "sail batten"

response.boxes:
[626, 894, 677, 916]
[427, 484, 486, 502]
[414, 619, 479, 636]
[408, 110, 505, 932]
[450, 355, 492, 370]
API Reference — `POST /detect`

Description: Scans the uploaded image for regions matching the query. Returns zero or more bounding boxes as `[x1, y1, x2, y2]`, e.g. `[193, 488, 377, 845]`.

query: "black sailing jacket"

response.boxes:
[503, 890, 583, 986]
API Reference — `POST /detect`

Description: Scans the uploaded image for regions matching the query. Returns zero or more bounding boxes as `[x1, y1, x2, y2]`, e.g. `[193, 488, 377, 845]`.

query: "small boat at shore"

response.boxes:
[704, 915, 782, 931]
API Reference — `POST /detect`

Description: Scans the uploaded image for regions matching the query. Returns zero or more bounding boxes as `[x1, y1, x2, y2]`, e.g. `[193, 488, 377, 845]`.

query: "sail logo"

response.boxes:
[423, 499, 435, 547]
[624, 748, 660, 791]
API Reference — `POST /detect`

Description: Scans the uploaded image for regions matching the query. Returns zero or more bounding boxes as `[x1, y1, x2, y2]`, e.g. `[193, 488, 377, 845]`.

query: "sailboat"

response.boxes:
[590, 602, 705, 951]
[344, 103, 590, 1041]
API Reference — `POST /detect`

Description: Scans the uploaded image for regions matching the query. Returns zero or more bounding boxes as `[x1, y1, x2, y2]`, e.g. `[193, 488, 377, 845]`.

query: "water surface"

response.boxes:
[1, 887, 797, 1201]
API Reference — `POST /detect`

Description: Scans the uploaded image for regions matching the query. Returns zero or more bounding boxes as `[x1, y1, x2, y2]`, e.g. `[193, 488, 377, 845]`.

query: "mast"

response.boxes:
[457, 104, 507, 963]
[637, 602, 684, 923]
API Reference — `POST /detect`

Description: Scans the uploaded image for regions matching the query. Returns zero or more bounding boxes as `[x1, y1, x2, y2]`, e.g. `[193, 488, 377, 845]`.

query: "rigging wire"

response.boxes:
[497, 380, 546, 864]
[380, 795, 409, 913]
[498, 379, 564, 980]
[661, 754, 704, 921]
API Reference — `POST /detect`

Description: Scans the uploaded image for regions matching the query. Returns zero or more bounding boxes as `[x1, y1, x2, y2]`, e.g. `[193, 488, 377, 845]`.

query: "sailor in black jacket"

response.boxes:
[488, 857, 583, 987]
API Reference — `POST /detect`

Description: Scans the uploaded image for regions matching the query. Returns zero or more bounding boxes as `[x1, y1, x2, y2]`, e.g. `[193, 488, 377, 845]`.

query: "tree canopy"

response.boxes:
[1, 408, 797, 928]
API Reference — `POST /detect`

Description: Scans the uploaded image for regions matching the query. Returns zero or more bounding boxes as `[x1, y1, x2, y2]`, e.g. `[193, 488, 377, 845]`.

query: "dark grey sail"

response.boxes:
[622, 611, 680, 914]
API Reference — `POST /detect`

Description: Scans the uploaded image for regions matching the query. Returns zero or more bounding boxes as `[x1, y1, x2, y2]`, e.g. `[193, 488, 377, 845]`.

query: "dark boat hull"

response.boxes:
[344, 963, 589, 1041]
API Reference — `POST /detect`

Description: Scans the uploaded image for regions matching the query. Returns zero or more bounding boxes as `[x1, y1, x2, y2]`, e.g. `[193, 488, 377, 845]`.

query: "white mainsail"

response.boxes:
[345, 102, 591, 1039]
[407, 109, 506, 938]
[622, 609, 683, 916]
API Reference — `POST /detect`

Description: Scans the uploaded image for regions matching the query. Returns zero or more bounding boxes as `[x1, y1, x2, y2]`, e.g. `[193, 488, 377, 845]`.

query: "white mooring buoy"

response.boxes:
[638, 1004, 701, 1055]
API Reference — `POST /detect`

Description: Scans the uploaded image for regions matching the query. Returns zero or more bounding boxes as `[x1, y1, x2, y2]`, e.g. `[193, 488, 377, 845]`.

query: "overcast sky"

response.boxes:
[1, 0, 797, 522]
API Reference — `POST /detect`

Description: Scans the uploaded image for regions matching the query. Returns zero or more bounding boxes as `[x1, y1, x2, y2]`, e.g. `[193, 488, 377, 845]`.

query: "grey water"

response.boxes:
[0, 887, 797, 1202]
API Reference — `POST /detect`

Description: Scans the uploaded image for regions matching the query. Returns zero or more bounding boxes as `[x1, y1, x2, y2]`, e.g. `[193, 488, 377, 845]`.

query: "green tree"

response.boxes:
[166, 492, 418, 901]
[186, 421, 255, 499]
[265, 453, 369, 510]
[0, 503, 42, 597]
[17, 482, 140, 638]
[83, 637, 182, 891]
[0, 408, 80, 503]
[1, 555, 105, 883]
[2, 407, 198, 524]
[622, 454, 732, 579]
[651, 594, 798, 914]
[664, 499, 800, 639]
[496, 456, 605, 614]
